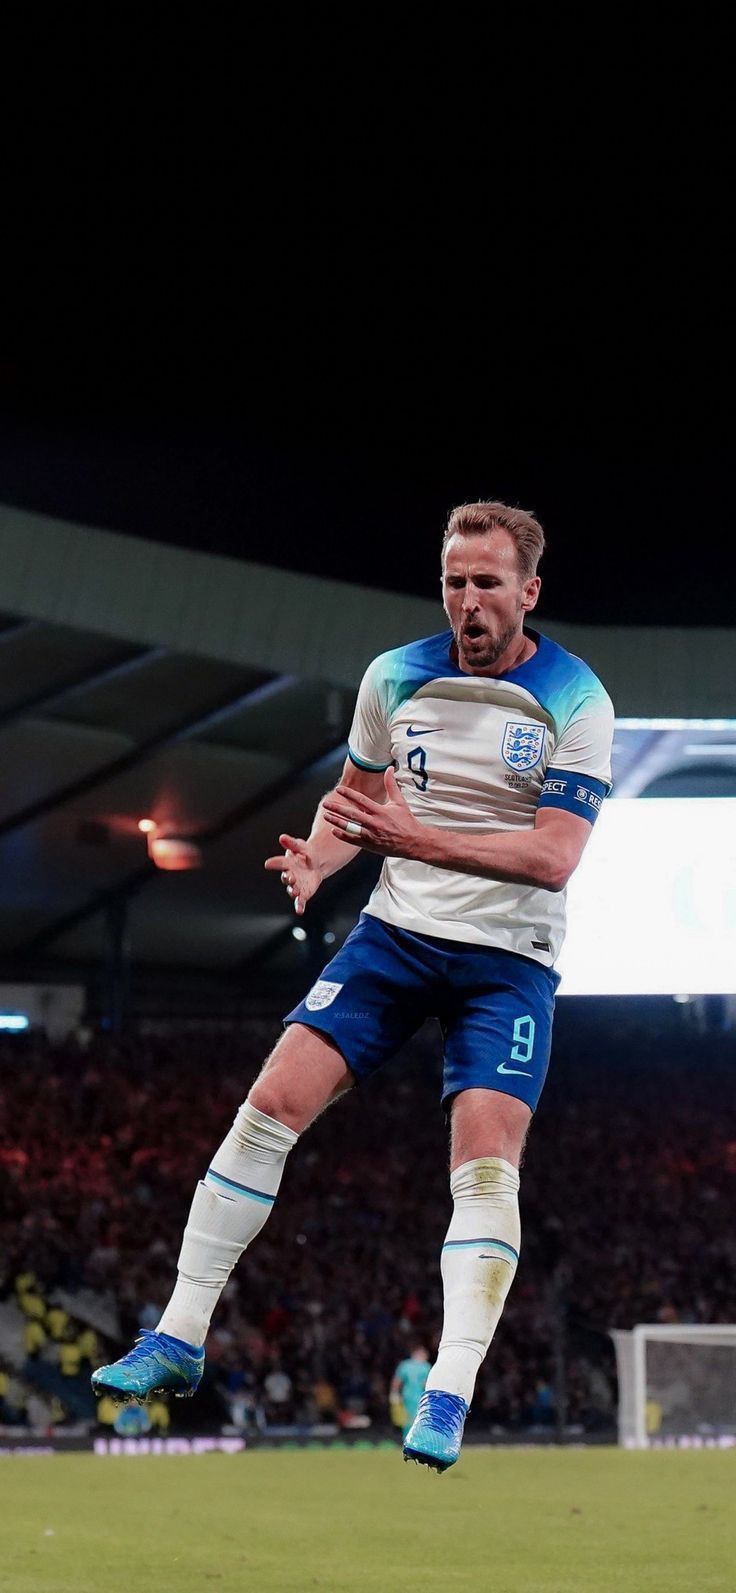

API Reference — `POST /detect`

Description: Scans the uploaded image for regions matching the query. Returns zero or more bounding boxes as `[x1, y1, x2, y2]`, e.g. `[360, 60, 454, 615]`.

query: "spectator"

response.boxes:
[46, 1304, 70, 1342]
[1, 1017, 734, 1436]
[262, 1360, 293, 1424]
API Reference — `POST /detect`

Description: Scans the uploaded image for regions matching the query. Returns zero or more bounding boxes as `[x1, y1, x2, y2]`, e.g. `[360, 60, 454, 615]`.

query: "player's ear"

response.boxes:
[522, 575, 541, 613]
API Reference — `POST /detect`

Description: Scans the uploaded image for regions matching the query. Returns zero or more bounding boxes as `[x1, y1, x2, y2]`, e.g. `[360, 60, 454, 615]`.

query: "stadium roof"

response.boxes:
[1, 503, 734, 1015]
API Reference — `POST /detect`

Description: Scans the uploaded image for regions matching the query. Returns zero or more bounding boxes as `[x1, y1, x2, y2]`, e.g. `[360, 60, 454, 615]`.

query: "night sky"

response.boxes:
[2, 46, 730, 631]
[0, 412, 730, 628]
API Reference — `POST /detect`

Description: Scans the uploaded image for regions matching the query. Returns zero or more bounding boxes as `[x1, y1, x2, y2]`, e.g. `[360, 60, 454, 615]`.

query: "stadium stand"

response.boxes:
[0, 507, 733, 1443]
[2, 1009, 733, 1439]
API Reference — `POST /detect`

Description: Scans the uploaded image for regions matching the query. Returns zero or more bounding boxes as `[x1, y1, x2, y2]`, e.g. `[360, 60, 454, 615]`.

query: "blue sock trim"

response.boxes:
[442, 1237, 519, 1262]
[206, 1167, 275, 1205]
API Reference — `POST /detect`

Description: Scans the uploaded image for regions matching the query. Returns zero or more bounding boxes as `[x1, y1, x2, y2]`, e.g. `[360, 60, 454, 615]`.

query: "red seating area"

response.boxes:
[1, 1013, 734, 1435]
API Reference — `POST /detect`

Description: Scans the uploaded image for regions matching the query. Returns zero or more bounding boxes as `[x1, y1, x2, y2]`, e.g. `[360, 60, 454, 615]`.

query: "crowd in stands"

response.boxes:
[1, 1006, 734, 1437]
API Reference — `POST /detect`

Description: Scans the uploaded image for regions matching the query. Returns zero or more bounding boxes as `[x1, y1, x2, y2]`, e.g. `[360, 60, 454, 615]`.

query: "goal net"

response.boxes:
[612, 1325, 736, 1448]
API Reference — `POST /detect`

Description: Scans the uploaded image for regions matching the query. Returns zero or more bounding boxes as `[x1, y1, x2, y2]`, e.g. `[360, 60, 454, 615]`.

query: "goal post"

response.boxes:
[611, 1325, 736, 1448]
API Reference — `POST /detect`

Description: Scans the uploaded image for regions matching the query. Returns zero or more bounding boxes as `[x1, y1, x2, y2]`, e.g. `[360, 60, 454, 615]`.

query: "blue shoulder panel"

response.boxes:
[371, 629, 608, 737]
[501, 629, 610, 735]
[370, 632, 464, 721]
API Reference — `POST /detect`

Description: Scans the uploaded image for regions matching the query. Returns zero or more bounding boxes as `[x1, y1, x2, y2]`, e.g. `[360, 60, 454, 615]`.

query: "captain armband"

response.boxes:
[537, 768, 610, 824]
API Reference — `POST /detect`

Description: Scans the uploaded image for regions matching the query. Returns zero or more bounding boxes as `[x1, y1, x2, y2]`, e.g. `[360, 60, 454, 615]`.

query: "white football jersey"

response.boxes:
[347, 627, 614, 967]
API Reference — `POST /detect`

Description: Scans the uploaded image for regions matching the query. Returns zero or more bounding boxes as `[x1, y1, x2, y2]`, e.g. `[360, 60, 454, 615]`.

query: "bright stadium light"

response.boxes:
[683, 744, 736, 757]
[292, 926, 307, 941]
[138, 818, 157, 834]
[558, 798, 736, 995]
[0, 1013, 30, 1031]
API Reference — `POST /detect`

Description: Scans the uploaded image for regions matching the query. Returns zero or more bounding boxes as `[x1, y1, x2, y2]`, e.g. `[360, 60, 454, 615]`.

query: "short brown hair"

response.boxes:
[442, 500, 545, 582]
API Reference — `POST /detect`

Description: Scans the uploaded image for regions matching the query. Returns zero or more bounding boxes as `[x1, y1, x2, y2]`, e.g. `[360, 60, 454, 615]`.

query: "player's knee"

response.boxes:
[247, 1025, 351, 1132]
[247, 1076, 298, 1127]
[450, 1089, 531, 1170]
[248, 1055, 319, 1129]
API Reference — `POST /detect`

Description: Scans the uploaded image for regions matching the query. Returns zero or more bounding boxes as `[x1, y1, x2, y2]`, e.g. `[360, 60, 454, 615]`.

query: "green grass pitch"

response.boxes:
[1, 1446, 733, 1592]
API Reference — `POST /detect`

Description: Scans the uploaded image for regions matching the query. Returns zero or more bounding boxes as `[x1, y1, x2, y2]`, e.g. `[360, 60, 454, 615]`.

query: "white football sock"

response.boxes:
[156, 1101, 297, 1346]
[425, 1156, 520, 1405]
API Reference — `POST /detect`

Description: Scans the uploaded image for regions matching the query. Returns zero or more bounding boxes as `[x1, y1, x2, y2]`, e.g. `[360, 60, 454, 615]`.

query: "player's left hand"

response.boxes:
[322, 766, 424, 859]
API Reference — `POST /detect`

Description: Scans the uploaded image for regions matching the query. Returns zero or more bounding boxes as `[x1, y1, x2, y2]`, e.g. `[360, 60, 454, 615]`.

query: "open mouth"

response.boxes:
[462, 625, 485, 641]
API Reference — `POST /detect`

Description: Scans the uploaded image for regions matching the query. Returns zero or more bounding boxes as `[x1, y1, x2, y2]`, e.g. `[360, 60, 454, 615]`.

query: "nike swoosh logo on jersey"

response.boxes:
[406, 725, 443, 736]
[496, 1059, 533, 1077]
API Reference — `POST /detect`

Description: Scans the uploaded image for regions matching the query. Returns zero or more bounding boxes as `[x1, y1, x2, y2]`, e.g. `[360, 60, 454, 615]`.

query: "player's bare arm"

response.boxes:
[264, 756, 387, 913]
[323, 768, 592, 892]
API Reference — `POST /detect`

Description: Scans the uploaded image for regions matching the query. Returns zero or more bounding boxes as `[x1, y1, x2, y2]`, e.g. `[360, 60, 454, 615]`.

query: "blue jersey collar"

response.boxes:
[443, 626, 547, 682]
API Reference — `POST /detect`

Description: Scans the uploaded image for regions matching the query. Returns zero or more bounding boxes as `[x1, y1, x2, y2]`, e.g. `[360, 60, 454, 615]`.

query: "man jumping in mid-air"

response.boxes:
[93, 499, 614, 1471]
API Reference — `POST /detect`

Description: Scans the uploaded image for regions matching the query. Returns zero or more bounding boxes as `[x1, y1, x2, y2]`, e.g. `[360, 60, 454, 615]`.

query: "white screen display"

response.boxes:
[557, 799, 736, 995]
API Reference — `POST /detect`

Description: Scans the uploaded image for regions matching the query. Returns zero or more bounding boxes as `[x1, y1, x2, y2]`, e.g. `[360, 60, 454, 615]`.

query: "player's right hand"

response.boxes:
[263, 834, 323, 916]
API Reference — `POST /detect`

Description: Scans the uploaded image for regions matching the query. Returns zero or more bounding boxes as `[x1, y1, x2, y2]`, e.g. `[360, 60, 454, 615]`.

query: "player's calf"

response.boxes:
[403, 1156, 520, 1472]
[426, 1156, 520, 1402]
[91, 1031, 352, 1408]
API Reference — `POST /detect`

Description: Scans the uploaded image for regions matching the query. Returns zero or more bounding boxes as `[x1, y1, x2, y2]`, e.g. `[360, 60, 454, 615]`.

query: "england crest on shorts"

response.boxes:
[502, 721, 545, 771]
[305, 980, 344, 1012]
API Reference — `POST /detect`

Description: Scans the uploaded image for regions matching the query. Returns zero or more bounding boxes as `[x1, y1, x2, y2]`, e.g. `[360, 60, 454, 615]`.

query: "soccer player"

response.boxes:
[93, 500, 614, 1472]
[391, 1343, 431, 1441]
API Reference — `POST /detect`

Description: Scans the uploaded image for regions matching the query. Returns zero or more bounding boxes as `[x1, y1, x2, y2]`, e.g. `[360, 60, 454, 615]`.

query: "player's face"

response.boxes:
[442, 529, 540, 672]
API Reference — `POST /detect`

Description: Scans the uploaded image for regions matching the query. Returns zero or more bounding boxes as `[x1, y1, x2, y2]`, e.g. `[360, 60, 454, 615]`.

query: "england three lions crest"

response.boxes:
[305, 980, 343, 1012]
[502, 721, 545, 771]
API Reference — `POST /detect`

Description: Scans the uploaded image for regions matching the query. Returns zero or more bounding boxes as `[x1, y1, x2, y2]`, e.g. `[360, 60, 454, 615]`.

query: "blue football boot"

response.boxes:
[91, 1329, 204, 1402]
[403, 1390, 469, 1472]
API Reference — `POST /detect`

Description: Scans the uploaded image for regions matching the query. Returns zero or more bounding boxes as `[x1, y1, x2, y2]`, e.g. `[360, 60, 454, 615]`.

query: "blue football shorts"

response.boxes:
[283, 912, 560, 1113]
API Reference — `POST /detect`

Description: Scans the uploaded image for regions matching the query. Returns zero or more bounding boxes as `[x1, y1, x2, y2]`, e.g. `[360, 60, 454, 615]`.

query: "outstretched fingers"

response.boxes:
[264, 837, 308, 870]
[279, 834, 309, 854]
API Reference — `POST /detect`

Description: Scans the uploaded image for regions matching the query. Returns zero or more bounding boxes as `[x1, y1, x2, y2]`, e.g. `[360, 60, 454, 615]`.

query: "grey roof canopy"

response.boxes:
[0, 503, 734, 1002]
[3, 503, 734, 712]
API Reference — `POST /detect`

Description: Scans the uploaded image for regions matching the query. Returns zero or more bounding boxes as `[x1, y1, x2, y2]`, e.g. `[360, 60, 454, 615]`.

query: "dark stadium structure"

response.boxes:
[1, 502, 735, 1026]
[1, 501, 735, 1456]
